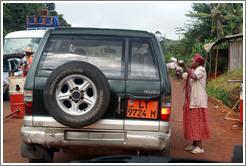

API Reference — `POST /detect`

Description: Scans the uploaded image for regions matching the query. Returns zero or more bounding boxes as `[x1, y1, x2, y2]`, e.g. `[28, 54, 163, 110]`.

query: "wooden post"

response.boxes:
[215, 47, 219, 78]
[204, 52, 208, 69]
[228, 41, 230, 71]
[209, 51, 212, 78]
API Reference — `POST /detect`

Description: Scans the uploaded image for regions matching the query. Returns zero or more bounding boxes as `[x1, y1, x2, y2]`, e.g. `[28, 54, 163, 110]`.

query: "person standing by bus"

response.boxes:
[21, 47, 35, 76]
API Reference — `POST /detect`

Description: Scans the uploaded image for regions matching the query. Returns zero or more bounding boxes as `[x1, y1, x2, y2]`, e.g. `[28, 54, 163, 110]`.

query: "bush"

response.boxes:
[206, 68, 243, 108]
[206, 86, 239, 108]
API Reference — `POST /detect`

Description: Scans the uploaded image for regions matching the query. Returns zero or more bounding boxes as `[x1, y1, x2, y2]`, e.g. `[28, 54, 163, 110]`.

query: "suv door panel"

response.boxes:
[125, 39, 161, 123]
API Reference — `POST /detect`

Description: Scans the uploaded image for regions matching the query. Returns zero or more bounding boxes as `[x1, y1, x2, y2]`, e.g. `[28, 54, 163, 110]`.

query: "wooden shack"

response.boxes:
[204, 33, 243, 78]
[229, 40, 243, 70]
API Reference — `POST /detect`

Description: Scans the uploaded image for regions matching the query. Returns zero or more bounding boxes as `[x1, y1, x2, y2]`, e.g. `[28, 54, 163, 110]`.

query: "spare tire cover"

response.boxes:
[43, 61, 111, 128]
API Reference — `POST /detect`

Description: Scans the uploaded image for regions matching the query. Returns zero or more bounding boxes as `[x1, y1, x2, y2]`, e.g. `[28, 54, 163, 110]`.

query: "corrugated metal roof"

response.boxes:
[204, 33, 243, 53]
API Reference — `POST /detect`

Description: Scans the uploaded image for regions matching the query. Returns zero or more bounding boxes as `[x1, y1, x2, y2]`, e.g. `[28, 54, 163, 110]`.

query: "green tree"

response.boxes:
[45, 3, 56, 13]
[221, 3, 243, 35]
[170, 3, 243, 63]
[58, 14, 71, 27]
[155, 31, 175, 56]
[45, 3, 58, 16]
[44, 3, 71, 27]
[180, 3, 214, 42]
[3, 3, 46, 36]
[3, 3, 71, 37]
[185, 3, 243, 38]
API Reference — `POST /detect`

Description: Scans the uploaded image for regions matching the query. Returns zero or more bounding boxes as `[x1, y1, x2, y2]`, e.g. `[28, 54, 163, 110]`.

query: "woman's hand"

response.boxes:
[177, 60, 184, 67]
[176, 66, 183, 74]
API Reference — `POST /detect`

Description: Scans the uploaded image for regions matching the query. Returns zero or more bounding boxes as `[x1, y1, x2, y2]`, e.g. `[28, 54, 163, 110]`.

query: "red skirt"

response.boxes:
[183, 98, 211, 140]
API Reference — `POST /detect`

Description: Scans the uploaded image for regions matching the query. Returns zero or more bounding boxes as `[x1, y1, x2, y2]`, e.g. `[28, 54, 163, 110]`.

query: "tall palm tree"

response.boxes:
[220, 3, 243, 35]
[186, 3, 243, 38]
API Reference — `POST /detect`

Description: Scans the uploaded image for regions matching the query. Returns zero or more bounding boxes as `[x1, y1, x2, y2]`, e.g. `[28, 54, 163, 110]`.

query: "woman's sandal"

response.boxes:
[184, 145, 195, 151]
[191, 147, 204, 154]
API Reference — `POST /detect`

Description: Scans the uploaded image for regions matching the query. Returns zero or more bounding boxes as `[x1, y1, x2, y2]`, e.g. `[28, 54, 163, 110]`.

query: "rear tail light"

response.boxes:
[25, 102, 33, 115]
[24, 90, 33, 115]
[161, 95, 171, 120]
[161, 107, 171, 120]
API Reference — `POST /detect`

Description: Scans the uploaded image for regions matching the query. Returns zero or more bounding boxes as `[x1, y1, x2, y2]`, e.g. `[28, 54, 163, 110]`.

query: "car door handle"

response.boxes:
[117, 94, 125, 115]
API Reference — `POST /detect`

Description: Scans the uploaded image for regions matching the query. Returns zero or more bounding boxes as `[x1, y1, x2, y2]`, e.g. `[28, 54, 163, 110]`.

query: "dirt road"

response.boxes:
[2, 77, 243, 163]
[169, 77, 243, 162]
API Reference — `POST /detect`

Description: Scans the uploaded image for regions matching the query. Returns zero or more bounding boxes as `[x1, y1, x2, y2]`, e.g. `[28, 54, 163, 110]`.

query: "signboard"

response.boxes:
[26, 16, 59, 29]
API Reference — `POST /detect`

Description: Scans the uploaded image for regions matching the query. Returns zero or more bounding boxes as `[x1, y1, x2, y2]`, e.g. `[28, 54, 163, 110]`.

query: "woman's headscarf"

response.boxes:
[194, 54, 204, 65]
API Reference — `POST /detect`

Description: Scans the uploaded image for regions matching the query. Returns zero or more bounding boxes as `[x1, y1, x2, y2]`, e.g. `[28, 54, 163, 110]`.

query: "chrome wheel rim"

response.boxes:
[55, 74, 97, 116]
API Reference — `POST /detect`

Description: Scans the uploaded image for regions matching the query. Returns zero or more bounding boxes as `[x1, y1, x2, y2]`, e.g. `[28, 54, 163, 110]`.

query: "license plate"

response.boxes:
[127, 99, 158, 119]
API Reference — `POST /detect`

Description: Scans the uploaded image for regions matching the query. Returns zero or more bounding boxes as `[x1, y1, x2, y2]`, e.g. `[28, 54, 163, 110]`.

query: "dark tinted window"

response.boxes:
[3, 59, 20, 72]
[37, 35, 125, 78]
[128, 39, 159, 80]
[3, 60, 9, 72]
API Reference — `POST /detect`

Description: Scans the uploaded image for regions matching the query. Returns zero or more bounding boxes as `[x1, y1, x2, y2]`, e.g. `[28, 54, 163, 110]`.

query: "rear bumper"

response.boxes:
[21, 126, 171, 151]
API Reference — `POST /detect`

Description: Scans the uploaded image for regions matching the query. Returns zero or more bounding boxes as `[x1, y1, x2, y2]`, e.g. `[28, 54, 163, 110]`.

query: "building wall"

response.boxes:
[229, 40, 243, 70]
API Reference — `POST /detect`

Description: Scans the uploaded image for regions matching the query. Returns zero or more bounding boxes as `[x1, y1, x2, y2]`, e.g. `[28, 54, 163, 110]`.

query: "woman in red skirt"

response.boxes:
[176, 54, 211, 154]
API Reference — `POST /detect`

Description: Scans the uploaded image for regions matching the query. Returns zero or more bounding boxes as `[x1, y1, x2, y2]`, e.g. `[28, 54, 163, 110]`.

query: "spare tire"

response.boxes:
[43, 61, 111, 128]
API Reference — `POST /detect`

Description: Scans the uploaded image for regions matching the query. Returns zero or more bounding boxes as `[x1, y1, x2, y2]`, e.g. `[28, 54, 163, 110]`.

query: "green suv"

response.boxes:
[21, 28, 172, 162]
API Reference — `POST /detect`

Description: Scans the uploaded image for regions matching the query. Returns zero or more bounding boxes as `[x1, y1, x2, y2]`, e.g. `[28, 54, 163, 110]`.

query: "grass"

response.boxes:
[206, 68, 243, 108]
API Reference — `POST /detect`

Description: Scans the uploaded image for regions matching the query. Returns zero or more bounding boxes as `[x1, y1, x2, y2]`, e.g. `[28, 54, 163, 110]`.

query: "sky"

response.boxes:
[55, 1, 193, 40]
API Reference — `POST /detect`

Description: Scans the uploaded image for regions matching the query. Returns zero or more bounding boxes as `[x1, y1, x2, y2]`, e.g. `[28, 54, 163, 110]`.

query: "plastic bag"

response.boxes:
[170, 57, 177, 62]
[166, 57, 184, 71]
[166, 62, 177, 70]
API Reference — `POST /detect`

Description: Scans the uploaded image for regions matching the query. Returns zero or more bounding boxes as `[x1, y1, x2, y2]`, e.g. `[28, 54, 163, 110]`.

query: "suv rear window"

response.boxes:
[128, 40, 159, 80]
[37, 35, 125, 78]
